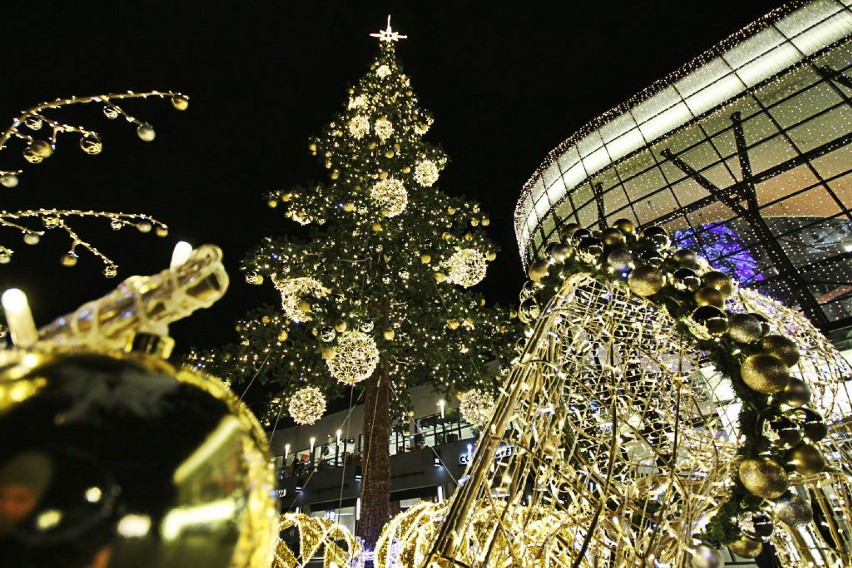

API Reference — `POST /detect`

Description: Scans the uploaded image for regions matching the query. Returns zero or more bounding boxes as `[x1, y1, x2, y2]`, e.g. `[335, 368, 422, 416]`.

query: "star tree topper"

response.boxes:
[370, 15, 407, 43]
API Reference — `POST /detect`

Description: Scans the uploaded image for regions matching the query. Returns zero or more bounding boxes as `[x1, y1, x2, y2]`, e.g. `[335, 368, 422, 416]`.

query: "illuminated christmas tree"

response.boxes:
[196, 18, 518, 550]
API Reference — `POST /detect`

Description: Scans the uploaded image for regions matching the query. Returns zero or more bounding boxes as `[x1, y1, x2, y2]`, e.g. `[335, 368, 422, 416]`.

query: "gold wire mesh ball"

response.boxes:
[287, 386, 327, 425]
[370, 178, 408, 217]
[458, 389, 496, 427]
[347, 114, 370, 139]
[274, 513, 360, 568]
[447, 248, 487, 288]
[271, 276, 329, 323]
[373, 116, 393, 140]
[413, 159, 440, 186]
[326, 330, 380, 385]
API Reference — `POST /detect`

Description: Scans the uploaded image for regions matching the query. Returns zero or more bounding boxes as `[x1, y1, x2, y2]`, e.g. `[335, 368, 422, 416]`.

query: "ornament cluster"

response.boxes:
[524, 218, 828, 559]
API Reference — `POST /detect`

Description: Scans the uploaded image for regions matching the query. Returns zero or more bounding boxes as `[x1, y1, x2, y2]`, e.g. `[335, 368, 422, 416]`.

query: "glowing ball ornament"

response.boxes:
[413, 159, 439, 186]
[458, 389, 496, 427]
[326, 330, 380, 385]
[370, 178, 408, 217]
[447, 248, 487, 288]
[347, 115, 370, 139]
[374, 116, 393, 140]
[271, 276, 329, 323]
[287, 386, 327, 425]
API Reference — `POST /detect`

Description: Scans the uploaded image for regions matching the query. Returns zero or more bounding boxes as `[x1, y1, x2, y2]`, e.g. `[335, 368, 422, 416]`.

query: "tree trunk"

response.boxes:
[359, 359, 391, 554]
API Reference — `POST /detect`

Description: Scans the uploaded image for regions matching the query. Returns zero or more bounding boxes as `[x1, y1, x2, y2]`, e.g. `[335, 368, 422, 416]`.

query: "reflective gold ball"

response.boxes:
[612, 218, 635, 234]
[740, 353, 790, 394]
[693, 286, 725, 308]
[558, 223, 581, 242]
[600, 228, 626, 247]
[727, 537, 762, 559]
[528, 259, 550, 283]
[785, 443, 826, 475]
[0, 348, 277, 567]
[627, 265, 666, 297]
[758, 335, 800, 367]
[739, 457, 788, 499]
[727, 313, 764, 344]
[701, 271, 734, 297]
[773, 490, 813, 526]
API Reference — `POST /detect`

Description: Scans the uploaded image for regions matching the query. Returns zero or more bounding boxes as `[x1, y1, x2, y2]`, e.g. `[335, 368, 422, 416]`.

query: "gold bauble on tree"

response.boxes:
[627, 265, 665, 297]
[612, 218, 635, 234]
[785, 443, 826, 475]
[727, 538, 762, 559]
[739, 457, 789, 499]
[558, 223, 581, 242]
[600, 228, 626, 247]
[693, 286, 725, 308]
[740, 353, 790, 394]
[528, 259, 549, 283]
[773, 490, 813, 526]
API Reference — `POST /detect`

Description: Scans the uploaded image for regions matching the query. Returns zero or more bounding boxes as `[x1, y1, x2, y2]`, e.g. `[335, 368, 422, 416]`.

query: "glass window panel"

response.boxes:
[768, 83, 842, 128]
[670, 177, 710, 207]
[789, 10, 852, 56]
[638, 101, 693, 143]
[812, 37, 852, 71]
[709, 129, 737, 159]
[742, 112, 780, 147]
[749, 135, 798, 173]
[604, 127, 645, 163]
[562, 161, 587, 193]
[598, 113, 636, 144]
[573, 184, 594, 210]
[576, 131, 604, 158]
[602, 183, 629, 214]
[700, 162, 737, 188]
[615, 149, 656, 182]
[633, 86, 681, 123]
[541, 163, 561, 189]
[684, 73, 746, 118]
[555, 199, 579, 226]
[811, 144, 852, 179]
[557, 145, 581, 173]
[576, 203, 598, 228]
[724, 28, 786, 69]
[674, 57, 731, 99]
[724, 156, 743, 181]
[787, 104, 852, 153]
[583, 146, 611, 177]
[826, 170, 852, 207]
[774, 216, 852, 266]
[755, 165, 820, 207]
[776, 1, 843, 38]
[736, 43, 802, 88]
[658, 159, 687, 185]
[754, 65, 821, 107]
[623, 168, 666, 203]
[652, 123, 705, 157]
[534, 192, 551, 222]
[761, 184, 842, 218]
[689, 200, 737, 227]
[541, 214, 556, 239]
[680, 143, 721, 171]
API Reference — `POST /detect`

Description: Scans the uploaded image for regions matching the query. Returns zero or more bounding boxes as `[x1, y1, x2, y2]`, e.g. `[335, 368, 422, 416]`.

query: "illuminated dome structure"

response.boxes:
[515, 1, 852, 334]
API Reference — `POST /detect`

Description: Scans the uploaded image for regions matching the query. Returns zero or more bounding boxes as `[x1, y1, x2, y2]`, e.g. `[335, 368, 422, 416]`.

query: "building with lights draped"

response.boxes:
[515, 0, 852, 341]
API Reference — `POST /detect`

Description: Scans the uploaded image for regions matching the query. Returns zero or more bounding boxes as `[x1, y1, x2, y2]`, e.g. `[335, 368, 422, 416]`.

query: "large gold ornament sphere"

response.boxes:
[612, 218, 635, 234]
[701, 271, 734, 297]
[757, 334, 800, 367]
[627, 265, 665, 297]
[528, 259, 549, 283]
[773, 490, 813, 526]
[693, 286, 725, 308]
[690, 305, 730, 337]
[727, 537, 762, 558]
[0, 348, 277, 567]
[600, 228, 626, 247]
[739, 457, 788, 499]
[558, 223, 581, 242]
[740, 353, 790, 394]
[549, 244, 571, 264]
[726, 313, 764, 344]
[691, 543, 724, 568]
[785, 443, 826, 475]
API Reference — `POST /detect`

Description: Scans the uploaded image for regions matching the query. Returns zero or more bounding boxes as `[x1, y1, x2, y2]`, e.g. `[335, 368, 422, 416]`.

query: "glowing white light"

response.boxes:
[170, 241, 193, 268]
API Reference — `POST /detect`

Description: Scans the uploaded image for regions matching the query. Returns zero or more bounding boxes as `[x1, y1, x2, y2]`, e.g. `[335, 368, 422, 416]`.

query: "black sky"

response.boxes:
[0, 1, 785, 353]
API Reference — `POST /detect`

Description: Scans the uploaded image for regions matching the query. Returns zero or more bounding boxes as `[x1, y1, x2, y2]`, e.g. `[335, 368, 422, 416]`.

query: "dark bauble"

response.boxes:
[0, 348, 278, 568]
[606, 249, 635, 273]
[612, 218, 636, 234]
[694, 287, 726, 308]
[690, 305, 730, 337]
[550, 243, 572, 263]
[600, 228, 626, 247]
[739, 457, 788, 499]
[758, 413, 803, 450]
[528, 259, 550, 283]
[701, 270, 734, 297]
[576, 236, 603, 263]
[671, 268, 701, 292]
[758, 335, 800, 367]
[787, 407, 827, 442]
[672, 248, 698, 267]
[572, 228, 593, 242]
[740, 353, 790, 394]
[639, 249, 664, 267]
[628, 265, 666, 297]
[737, 510, 774, 542]
[727, 313, 764, 344]
[778, 377, 812, 408]
[558, 223, 581, 242]
[785, 443, 826, 475]
[751, 313, 772, 337]
[773, 490, 813, 526]
[640, 226, 670, 250]
[691, 544, 724, 568]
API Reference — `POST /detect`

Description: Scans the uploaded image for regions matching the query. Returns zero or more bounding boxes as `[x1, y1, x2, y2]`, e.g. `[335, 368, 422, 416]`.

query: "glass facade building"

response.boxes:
[515, 0, 852, 335]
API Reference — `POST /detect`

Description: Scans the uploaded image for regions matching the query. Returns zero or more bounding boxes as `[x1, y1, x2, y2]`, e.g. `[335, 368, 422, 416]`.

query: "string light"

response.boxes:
[457, 389, 495, 427]
[288, 386, 327, 425]
[446, 248, 487, 288]
[271, 276, 330, 323]
[326, 330, 380, 385]
[0, 91, 185, 275]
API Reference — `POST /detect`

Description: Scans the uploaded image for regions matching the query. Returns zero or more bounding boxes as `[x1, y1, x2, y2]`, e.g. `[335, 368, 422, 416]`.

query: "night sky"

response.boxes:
[0, 1, 785, 354]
